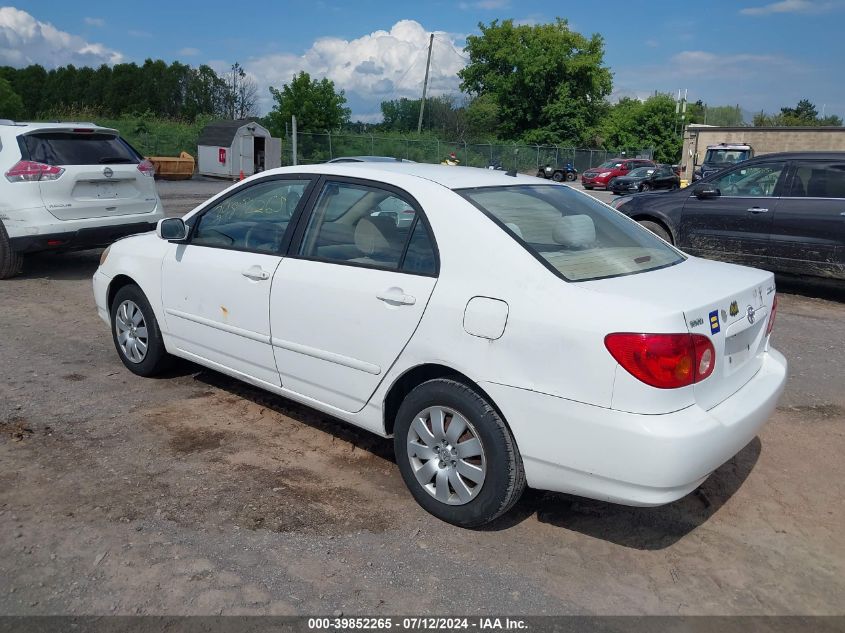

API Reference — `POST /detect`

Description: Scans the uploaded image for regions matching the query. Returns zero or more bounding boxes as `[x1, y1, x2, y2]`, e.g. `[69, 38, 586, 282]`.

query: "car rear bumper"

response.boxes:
[9, 221, 158, 253]
[481, 347, 787, 506]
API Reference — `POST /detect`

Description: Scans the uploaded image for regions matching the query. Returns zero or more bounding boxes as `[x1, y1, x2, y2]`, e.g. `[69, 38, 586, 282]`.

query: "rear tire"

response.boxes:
[394, 378, 526, 528]
[638, 220, 673, 244]
[110, 284, 173, 377]
[566, 172, 577, 181]
[552, 171, 564, 182]
[0, 222, 23, 279]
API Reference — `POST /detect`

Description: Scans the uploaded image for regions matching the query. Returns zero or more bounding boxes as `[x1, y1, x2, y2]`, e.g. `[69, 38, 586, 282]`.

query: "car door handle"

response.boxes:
[241, 265, 270, 281]
[747, 207, 769, 214]
[377, 288, 416, 306]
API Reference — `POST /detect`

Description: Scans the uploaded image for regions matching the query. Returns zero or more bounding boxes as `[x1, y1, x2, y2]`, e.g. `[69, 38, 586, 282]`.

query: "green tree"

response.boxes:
[0, 77, 24, 119]
[754, 99, 842, 126]
[600, 94, 681, 163]
[459, 18, 612, 144]
[464, 93, 500, 139]
[266, 71, 350, 135]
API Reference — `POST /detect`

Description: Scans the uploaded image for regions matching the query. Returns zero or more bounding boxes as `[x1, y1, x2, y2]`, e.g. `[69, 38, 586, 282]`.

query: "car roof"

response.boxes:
[261, 162, 542, 190]
[743, 151, 845, 160]
[327, 155, 411, 163]
[2, 121, 119, 134]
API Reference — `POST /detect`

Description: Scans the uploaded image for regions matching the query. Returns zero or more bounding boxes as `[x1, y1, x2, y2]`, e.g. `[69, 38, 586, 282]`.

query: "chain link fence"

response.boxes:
[125, 131, 199, 157]
[281, 132, 653, 173]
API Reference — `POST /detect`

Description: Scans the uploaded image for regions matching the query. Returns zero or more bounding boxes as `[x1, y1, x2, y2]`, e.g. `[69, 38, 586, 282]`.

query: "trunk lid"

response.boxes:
[21, 128, 158, 220]
[580, 256, 774, 410]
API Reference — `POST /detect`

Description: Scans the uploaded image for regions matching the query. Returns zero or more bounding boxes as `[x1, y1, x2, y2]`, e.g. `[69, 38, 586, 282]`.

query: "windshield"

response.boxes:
[598, 160, 623, 169]
[704, 149, 750, 165]
[457, 185, 684, 282]
[627, 167, 655, 178]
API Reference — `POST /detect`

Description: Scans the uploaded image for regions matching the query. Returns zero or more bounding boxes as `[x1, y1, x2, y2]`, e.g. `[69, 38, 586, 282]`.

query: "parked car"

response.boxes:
[693, 143, 754, 182]
[94, 163, 786, 527]
[615, 152, 845, 280]
[0, 120, 163, 279]
[581, 157, 655, 190]
[536, 163, 578, 182]
[609, 165, 680, 194]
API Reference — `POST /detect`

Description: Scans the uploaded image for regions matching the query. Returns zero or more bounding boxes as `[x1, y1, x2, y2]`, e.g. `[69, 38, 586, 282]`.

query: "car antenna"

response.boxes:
[505, 168, 517, 177]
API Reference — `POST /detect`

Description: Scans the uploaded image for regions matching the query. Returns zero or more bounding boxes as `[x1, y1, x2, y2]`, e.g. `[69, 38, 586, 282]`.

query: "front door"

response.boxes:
[161, 177, 312, 385]
[679, 160, 788, 267]
[270, 178, 439, 413]
[768, 159, 845, 278]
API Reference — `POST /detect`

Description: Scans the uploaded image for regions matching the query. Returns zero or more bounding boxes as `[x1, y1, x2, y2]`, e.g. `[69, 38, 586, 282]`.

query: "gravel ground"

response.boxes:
[0, 178, 843, 616]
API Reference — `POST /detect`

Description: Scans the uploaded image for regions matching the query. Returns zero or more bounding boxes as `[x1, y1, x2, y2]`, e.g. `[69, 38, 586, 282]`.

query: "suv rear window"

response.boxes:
[457, 185, 684, 282]
[20, 132, 141, 166]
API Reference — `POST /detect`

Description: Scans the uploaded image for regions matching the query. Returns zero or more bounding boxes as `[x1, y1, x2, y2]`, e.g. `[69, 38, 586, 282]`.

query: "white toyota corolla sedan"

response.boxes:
[93, 163, 787, 527]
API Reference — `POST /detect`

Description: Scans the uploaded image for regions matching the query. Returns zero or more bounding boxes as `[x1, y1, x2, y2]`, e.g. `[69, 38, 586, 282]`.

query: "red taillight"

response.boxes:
[5, 160, 65, 183]
[137, 159, 155, 177]
[605, 332, 716, 389]
[766, 294, 778, 336]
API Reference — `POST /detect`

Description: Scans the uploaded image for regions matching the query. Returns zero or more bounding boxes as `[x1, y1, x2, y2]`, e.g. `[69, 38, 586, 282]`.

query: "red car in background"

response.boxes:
[581, 157, 656, 190]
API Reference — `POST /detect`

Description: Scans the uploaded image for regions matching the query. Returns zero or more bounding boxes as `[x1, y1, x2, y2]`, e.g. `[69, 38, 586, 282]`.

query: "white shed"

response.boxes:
[197, 119, 281, 178]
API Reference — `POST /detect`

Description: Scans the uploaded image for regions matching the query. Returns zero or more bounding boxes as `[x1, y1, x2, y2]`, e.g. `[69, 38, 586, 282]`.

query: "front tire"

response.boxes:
[552, 171, 564, 182]
[638, 219, 673, 244]
[565, 172, 577, 181]
[110, 284, 173, 377]
[641, 182, 653, 192]
[0, 222, 23, 279]
[394, 379, 525, 528]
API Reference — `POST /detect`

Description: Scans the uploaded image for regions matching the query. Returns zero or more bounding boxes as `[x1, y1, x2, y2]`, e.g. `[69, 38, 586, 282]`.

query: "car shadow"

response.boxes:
[188, 366, 760, 545]
[16, 249, 103, 281]
[483, 437, 762, 548]
[774, 273, 845, 303]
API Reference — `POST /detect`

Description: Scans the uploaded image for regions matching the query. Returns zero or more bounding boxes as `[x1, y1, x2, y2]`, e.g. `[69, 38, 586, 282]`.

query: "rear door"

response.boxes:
[768, 159, 845, 278]
[678, 160, 788, 266]
[269, 177, 439, 413]
[20, 129, 158, 220]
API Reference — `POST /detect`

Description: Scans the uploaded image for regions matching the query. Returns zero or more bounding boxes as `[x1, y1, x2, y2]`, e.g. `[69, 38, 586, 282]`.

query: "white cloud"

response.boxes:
[83, 17, 105, 27]
[240, 20, 467, 120]
[0, 7, 123, 67]
[128, 29, 152, 38]
[179, 47, 200, 56]
[669, 50, 803, 77]
[740, 0, 843, 14]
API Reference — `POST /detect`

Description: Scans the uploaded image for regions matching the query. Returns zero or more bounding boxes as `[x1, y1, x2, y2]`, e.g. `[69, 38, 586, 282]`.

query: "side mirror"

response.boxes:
[156, 218, 188, 241]
[694, 184, 720, 200]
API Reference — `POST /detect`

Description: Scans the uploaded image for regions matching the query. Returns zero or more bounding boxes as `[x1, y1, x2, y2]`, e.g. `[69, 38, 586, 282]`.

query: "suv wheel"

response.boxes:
[110, 284, 173, 376]
[394, 378, 526, 527]
[638, 220, 673, 244]
[0, 222, 23, 279]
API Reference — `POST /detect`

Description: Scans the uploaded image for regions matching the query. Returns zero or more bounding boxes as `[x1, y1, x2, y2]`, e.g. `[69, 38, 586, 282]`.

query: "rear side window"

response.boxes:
[458, 185, 684, 282]
[20, 132, 140, 166]
[788, 162, 845, 198]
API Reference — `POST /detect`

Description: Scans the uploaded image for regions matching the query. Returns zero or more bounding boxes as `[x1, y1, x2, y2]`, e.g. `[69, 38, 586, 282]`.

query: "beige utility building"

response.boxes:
[681, 124, 845, 180]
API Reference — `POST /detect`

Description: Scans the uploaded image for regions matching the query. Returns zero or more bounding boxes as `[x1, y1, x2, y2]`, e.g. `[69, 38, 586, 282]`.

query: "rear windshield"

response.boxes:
[20, 132, 141, 166]
[457, 185, 684, 282]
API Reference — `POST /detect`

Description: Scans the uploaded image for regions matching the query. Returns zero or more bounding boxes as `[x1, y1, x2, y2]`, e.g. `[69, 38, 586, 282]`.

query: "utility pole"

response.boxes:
[417, 33, 434, 134]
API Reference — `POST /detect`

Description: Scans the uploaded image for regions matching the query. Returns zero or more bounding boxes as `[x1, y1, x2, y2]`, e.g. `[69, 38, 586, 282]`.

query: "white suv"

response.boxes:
[0, 120, 164, 278]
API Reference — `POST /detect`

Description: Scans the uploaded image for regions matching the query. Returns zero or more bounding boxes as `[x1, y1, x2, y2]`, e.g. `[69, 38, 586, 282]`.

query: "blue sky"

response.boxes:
[2, 0, 844, 122]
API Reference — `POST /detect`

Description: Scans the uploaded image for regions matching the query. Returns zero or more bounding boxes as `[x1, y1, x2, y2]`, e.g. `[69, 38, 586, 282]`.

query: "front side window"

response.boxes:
[788, 162, 845, 198]
[710, 162, 786, 197]
[458, 185, 683, 282]
[298, 181, 436, 274]
[192, 179, 309, 253]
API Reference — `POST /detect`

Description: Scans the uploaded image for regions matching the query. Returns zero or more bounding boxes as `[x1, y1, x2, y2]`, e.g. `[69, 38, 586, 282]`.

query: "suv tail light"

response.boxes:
[5, 160, 65, 183]
[605, 332, 716, 389]
[137, 159, 155, 177]
[766, 294, 778, 336]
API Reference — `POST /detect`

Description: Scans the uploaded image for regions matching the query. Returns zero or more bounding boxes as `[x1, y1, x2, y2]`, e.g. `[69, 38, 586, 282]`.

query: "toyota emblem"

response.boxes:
[103, 167, 114, 178]
[746, 305, 756, 324]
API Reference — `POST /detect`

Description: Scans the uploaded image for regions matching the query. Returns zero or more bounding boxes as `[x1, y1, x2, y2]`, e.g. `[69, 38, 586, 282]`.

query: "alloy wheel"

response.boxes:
[115, 300, 149, 363]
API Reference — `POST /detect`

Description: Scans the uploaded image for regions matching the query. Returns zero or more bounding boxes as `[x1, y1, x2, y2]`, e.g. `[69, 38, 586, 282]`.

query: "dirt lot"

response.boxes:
[1, 180, 844, 616]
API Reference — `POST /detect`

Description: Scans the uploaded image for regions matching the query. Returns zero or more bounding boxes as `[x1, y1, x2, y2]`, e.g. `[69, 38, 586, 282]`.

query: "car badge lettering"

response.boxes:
[729, 301, 739, 317]
[709, 310, 720, 334]
[103, 167, 114, 178]
[747, 305, 756, 324]
[689, 317, 704, 328]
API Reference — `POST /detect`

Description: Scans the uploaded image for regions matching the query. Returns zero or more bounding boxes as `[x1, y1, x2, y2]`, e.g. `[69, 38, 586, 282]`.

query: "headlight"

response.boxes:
[598, 171, 611, 177]
[99, 246, 111, 266]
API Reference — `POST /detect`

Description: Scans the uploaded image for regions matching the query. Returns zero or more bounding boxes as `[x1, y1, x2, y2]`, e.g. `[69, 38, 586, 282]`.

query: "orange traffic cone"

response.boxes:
[239, 170, 245, 181]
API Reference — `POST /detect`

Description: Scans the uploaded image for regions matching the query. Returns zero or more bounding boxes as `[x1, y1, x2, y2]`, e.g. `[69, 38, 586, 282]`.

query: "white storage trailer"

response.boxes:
[197, 120, 281, 178]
